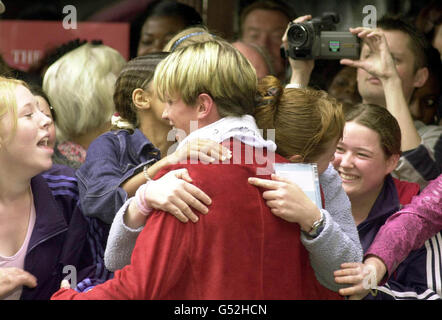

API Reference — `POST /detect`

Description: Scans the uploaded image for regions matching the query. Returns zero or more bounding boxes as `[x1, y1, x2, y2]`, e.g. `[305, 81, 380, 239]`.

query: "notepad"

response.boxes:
[273, 163, 322, 209]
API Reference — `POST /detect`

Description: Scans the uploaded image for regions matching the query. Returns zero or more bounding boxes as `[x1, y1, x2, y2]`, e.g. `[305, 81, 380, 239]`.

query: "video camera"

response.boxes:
[281, 13, 360, 60]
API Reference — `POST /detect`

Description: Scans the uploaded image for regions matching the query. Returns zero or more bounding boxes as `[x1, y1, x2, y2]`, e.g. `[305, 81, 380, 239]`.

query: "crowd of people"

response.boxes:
[0, 0, 441, 301]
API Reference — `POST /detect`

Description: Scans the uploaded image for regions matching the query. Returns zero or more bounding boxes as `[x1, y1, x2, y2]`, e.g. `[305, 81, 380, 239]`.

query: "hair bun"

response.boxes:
[254, 76, 283, 131]
[256, 75, 282, 108]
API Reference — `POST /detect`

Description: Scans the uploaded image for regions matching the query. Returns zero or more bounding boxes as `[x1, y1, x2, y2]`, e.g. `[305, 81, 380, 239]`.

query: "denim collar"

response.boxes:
[125, 128, 161, 161]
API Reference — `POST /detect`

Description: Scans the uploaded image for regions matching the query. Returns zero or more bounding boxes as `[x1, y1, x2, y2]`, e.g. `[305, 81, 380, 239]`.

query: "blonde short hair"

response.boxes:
[43, 43, 126, 142]
[154, 40, 257, 117]
[0, 76, 28, 141]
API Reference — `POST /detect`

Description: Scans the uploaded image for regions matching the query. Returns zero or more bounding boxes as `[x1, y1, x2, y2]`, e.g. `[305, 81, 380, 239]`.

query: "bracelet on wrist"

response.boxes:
[143, 164, 152, 181]
[305, 210, 324, 238]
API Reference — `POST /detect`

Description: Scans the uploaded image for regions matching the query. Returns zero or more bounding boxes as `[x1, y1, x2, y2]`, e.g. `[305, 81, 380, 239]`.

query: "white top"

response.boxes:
[176, 115, 277, 152]
[0, 191, 36, 300]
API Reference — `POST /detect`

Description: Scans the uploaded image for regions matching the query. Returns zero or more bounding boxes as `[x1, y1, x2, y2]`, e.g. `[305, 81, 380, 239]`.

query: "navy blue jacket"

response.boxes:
[360, 175, 441, 300]
[76, 129, 161, 225]
[21, 165, 107, 300]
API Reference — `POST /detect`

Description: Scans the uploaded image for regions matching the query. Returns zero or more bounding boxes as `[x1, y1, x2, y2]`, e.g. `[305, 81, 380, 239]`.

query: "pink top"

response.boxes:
[0, 192, 36, 300]
[365, 174, 442, 280]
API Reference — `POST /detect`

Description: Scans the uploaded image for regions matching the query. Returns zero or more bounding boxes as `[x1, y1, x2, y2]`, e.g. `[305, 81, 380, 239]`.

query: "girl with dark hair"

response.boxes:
[332, 104, 441, 300]
[131, 0, 203, 57]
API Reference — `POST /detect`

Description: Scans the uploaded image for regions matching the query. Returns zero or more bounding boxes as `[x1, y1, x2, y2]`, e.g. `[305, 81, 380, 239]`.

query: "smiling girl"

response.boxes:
[332, 104, 442, 300]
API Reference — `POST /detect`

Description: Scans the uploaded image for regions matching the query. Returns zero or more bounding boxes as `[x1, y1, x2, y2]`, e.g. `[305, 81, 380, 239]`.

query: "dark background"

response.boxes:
[0, 0, 435, 41]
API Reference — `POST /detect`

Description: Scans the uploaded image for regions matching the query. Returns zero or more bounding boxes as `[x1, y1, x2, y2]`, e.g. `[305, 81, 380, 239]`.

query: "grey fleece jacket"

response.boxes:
[301, 164, 363, 291]
[104, 164, 363, 292]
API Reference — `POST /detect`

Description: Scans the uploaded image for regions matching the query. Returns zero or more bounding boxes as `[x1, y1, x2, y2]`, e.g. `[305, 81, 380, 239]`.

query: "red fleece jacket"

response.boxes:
[52, 140, 341, 300]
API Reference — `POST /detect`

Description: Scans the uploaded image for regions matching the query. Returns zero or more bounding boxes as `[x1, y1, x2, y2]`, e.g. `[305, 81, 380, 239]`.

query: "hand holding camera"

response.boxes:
[282, 13, 360, 87]
[282, 15, 315, 86]
[282, 12, 360, 61]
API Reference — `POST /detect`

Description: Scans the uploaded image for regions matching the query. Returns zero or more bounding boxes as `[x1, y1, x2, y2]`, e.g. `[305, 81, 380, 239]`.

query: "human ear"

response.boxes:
[385, 153, 400, 175]
[132, 88, 151, 110]
[413, 67, 429, 89]
[196, 93, 214, 119]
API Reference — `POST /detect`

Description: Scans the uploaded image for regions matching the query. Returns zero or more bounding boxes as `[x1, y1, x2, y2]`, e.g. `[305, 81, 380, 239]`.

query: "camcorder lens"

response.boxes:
[288, 24, 308, 47]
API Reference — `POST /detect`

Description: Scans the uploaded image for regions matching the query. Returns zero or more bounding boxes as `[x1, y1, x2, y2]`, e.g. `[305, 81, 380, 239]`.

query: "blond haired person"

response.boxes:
[43, 43, 126, 168]
[52, 40, 340, 300]
[107, 34, 361, 292]
[0, 77, 104, 299]
[77, 53, 229, 271]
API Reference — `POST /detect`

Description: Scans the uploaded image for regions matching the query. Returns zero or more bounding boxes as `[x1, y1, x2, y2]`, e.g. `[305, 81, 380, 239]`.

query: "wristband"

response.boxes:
[134, 182, 153, 216]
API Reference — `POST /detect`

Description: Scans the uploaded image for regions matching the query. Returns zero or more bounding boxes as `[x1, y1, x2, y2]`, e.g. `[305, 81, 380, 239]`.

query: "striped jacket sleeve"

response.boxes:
[43, 165, 113, 291]
[366, 233, 442, 300]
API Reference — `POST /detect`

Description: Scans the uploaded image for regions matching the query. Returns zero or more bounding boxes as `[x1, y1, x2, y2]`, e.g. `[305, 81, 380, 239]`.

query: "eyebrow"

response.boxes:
[390, 52, 405, 59]
[338, 142, 374, 155]
[354, 147, 374, 154]
[20, 102, 33, 109]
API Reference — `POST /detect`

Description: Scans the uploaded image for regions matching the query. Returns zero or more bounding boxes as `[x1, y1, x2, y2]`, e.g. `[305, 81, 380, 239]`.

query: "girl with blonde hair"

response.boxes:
[43, 43, 126, 168]
[77, 53, 230, 271]
[0, 76, 103, 299]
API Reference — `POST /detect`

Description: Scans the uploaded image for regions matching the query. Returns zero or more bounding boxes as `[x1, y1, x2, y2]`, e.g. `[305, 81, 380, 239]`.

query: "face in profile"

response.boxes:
[145, 83, 169, 127]
[310, 138, 339, 176]
[161, 97, 200, 141]
[137, 16, 187, 56]
[332, 121, 397, 199]
[1, 85, 53, 174]
[35, 95, 56, 149]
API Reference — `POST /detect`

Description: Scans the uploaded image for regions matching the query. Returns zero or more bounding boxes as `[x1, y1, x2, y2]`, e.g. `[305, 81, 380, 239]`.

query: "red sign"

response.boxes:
[0, 20, 129, 71]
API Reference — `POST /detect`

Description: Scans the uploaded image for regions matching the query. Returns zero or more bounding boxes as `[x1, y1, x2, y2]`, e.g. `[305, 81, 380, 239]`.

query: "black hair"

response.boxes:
[130, 0, 203, 58]
[113, 52, 169, 128]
